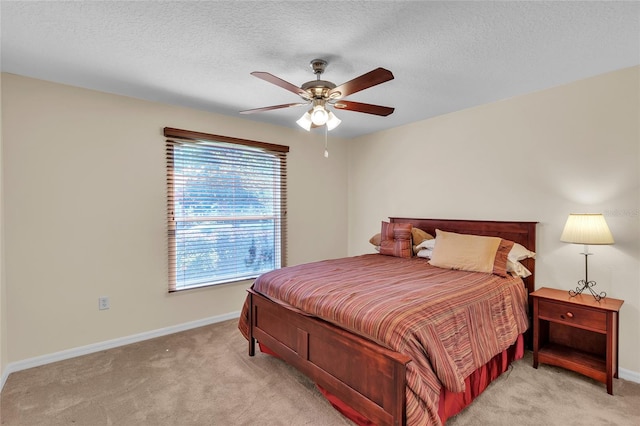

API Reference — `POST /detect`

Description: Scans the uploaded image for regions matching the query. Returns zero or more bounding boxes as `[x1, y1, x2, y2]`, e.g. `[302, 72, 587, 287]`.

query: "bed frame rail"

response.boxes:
[248, 289, 411, 426]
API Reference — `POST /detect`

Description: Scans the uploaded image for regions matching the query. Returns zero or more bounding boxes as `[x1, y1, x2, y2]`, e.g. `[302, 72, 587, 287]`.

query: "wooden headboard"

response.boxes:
[389, 217, 537, 295]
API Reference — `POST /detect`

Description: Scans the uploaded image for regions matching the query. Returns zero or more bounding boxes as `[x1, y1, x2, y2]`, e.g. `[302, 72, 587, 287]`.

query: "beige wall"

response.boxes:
[1, 73, 348, 363]
[348, 66, 640, 376]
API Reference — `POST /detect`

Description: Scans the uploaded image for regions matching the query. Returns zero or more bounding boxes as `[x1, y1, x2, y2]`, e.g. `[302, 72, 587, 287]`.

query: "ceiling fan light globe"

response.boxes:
[296, 111, 312, 131]
[326, 111, 341, 131]
[310, 105, 329, 125]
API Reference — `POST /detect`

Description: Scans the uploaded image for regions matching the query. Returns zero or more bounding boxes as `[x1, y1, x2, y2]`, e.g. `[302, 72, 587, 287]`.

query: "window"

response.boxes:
[165, 127, 288, 292]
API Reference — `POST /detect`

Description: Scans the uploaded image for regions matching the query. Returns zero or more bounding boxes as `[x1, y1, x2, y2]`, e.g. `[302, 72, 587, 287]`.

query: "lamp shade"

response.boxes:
[325, 111, 341, 131]
[296, 111, 312, 131]
[560, 214, 614, 245]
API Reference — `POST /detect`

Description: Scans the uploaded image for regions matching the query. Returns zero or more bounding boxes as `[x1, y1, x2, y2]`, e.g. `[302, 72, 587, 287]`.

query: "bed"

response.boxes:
[238, 218, 537, 425]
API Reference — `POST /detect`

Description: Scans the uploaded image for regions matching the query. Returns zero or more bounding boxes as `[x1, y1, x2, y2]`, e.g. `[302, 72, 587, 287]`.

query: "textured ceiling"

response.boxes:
[1, 1, 639, 139]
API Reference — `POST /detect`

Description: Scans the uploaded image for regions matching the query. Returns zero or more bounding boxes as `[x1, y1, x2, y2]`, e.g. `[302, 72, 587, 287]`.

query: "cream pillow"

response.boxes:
[428, 229, 501, 274]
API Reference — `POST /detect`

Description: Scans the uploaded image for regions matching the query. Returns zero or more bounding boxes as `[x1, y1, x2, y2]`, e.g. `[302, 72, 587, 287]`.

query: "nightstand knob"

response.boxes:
[564, 312, 574, 319]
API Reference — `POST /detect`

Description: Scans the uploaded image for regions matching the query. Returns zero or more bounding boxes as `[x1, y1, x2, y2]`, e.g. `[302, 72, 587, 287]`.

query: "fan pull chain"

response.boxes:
[324, 126, 329, 158]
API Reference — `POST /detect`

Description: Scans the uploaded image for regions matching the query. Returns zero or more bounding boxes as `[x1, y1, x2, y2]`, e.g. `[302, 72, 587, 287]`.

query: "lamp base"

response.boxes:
[569, 279, 606, 302]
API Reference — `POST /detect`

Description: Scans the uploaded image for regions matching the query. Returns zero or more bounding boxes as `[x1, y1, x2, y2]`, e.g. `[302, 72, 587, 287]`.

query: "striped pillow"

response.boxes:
[379, 222, 413, 258]
[493, 238, 515, 277]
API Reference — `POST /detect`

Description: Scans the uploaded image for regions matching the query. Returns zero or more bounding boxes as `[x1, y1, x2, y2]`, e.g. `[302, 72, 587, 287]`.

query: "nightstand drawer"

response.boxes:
[538, 299, 607, 332]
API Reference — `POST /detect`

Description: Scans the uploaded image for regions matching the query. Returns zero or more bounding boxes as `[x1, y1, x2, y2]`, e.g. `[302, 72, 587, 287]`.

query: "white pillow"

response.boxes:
[508, 243, 535, 263]
[507, 259, 532, 278]
[416, 249, 433, 259]
[415, 239, 436, 250]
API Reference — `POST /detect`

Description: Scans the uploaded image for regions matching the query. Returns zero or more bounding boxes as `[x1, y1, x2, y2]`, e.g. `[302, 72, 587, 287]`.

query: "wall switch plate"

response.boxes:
[98, 296, 110, 310]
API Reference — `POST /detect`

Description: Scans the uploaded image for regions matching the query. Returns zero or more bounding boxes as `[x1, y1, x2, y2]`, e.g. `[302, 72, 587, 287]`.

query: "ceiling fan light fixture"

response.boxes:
[326, 111, 341, 131]
[296, 111, 312, 131]
[310, 104, 329, 126]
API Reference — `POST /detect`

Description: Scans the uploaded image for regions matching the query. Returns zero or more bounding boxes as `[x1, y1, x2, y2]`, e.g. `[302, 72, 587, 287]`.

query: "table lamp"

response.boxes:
[560, 213, 614, 301]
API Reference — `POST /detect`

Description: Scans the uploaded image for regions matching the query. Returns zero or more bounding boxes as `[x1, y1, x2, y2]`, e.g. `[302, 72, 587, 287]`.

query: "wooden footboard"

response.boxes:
[248, 289, 411, 426]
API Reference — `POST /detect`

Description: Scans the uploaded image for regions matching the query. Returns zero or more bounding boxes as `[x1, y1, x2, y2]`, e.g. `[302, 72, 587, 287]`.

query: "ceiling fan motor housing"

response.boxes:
[301, 79, 337, 100]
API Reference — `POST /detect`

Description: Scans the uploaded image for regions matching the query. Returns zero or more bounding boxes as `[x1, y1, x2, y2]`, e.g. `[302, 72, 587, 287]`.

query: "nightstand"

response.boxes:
[531, 287, 624, 395]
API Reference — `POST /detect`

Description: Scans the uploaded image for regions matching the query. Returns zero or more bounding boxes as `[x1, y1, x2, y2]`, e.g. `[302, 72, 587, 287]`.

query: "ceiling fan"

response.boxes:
[240, 59, 395, 131]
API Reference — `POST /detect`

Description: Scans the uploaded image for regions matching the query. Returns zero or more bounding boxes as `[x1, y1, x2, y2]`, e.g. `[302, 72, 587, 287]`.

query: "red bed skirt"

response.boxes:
[259, 333, 525, 425]
[437, 334, 525, 423]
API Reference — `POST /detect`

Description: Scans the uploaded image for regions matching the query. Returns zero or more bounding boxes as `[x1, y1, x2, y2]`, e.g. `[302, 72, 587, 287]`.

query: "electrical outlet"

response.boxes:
[98, 296, 110, 310]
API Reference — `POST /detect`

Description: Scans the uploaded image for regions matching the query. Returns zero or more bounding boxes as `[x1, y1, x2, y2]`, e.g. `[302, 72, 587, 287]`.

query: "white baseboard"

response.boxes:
[0, 311, 240, 392]
[619, 367, 640, 384]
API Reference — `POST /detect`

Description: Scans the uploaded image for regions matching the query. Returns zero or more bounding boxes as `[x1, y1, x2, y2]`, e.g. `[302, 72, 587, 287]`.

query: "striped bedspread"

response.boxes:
[243, 254, 529, 425]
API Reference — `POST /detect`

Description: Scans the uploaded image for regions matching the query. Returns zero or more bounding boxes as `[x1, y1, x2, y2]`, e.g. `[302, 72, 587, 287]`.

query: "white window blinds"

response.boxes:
[165, 128, 288, 292]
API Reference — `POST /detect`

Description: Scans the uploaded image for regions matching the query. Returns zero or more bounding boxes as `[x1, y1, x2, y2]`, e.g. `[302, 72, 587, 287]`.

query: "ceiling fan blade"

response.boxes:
[329, 68, 394, 99]
[240, 102, 308, 114]
[251, 72, 307, 97]
[332, 100, 394, 116]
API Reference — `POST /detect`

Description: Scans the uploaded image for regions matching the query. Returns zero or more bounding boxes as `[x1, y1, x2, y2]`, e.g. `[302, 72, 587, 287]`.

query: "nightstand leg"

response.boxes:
[532, 300, 539, 369]
[614, 312, 620, 379]
[606, 312, 614, 395]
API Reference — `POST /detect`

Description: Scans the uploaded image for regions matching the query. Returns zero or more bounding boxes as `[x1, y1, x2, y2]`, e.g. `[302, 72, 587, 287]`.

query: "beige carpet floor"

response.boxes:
[1, 319, 639, 425]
